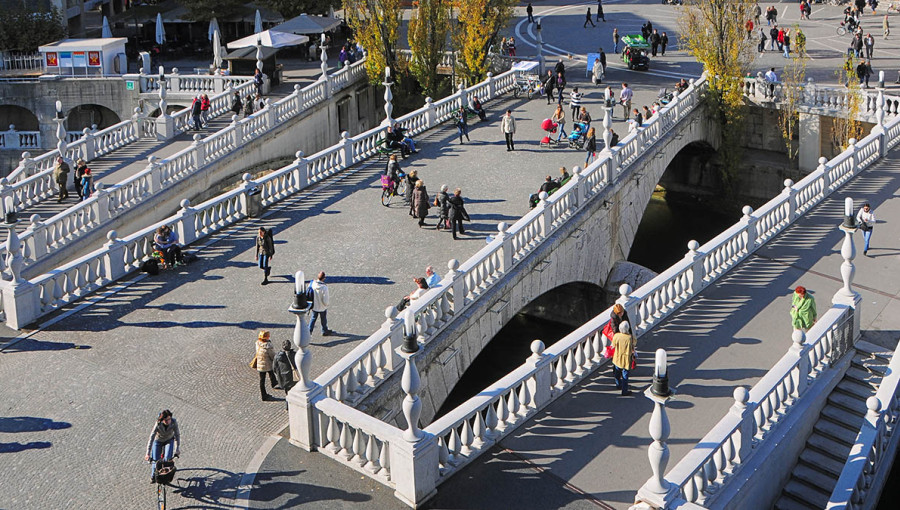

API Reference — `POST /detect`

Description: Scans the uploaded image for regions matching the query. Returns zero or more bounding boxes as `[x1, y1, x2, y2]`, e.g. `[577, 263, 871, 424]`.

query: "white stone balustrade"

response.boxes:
[0, 126, 41, 150]
[828, 343, 900, 508]
[650, 305, 855, 508]
[743, 76, 900, 121]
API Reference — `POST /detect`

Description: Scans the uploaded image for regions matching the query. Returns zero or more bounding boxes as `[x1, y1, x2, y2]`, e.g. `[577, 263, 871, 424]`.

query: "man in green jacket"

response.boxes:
[790, 286, 817, 332]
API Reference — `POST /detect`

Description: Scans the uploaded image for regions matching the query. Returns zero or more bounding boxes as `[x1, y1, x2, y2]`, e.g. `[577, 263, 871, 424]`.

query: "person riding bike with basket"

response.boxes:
[145, 410, 180, 484]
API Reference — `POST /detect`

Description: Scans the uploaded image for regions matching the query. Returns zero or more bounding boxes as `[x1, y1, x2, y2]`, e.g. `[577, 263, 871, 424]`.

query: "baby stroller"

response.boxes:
[539, 118, 560, 148]
[568, 122, 589, 149]
[658, 88, 674, 106]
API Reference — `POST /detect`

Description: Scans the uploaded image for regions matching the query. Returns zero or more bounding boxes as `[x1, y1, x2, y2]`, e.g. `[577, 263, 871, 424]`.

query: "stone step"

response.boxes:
[855, 340, 894, 364]
[814, 416, 859, 447]
[800, 441, 850, 476]
[793, 462, 840, 494]
[844, 365, 882, 389]
[851, 354, 889, 376]
[827, 390, 867, 417]
[774, 492, 822, 510]
[821, 404, 864, 430]
[835, 378, 877, 400]
[781, 478, 830, 510]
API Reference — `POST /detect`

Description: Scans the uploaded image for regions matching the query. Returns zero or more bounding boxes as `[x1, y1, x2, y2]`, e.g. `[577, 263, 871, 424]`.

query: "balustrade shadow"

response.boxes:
[0, 416, 71, 432]
[169, 466, 244, 509]
[0, 441, 52, 453]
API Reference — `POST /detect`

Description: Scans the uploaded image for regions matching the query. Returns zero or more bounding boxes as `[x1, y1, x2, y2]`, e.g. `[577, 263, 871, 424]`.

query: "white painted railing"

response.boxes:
[0, 51, 43, 72]
[0, 62, 512, 328]
[743, 77, 900, 120]
[827, 345, 900, 509]
[663, 306, 854, 507]
[127, 69, 254, 95]
[0, 129, 41, 150]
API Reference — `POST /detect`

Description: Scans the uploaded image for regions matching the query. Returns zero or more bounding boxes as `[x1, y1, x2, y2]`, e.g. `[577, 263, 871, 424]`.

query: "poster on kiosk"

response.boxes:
[39, 38, 128, 76]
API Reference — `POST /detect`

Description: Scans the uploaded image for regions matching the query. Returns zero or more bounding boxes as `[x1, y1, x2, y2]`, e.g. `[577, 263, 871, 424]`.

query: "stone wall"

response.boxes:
[358, 110, 721, 427]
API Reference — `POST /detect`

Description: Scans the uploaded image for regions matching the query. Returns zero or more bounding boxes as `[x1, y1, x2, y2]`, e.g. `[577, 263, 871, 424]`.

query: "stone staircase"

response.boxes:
[773, 340, 894, 510]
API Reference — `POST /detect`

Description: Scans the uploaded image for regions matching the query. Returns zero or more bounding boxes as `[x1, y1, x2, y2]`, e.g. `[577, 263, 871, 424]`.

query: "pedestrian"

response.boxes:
[597, 0, 606, 22]
[308, 271, 332, 336]
[425, 266, 441, 288]
[255, 226, 275, 285]
[769, 25, 778, 51]
[144, 410, 180, 483]
[543, 70, 556, 104]
[501, 109, 516, 151]
[856, 202, 876, 255]
[765, 67, 778, 97]
[592, 55, 605, 85]
[191, 94, 202, 132]
[584, 8, 596, 28]
[789, 286, 817, 332]
[555, 59, 566, 79]
[74, 158, 88, 199]
[411, 180, 431, 227]
[230, 91, 242, 116]
[796, 29, 807, 56]
[552, 104, 567, 142]
[569, 87, 583, 121]
[255, 93, 266, 112]
[500, 37, 509, 56]
[857, 59, 873, 88]
[767, 5, 778, 26]
[199, 93, 210, 126]
[864, 33, 875, 58]
[632, 108, 643, 128]
[660, 32, 668, 55]
[435, 184, 451, 231]
[776, 26, 785, 52]
[584, 127, 597, 166]
[604, 85, 615, 109]
[599, 48, 607, 75]
[253, 331, 278, 401]
[884, 14, 891, 39]
[642, 105, 652, 121]
[608, 127, 619, 148]
[243, 94, 254, 117]
[507, 36, 517, 56]
[253, 68, 264, 95]
[854, 33, 864, 57]
[753, 2, 761, 25]
[272, 340, 297, 409]
[649, 29, 661, 56]
[619, 82, 633, 119]
[783, 28, 791, 58]
[455, 106, 470, 144]
[611, 321, 636, 396]
[527, 2, 534, 23]
[613, 28, 620, 53]
[555, 71, 567, 105]
[405, 169, 419, 205]
[758, 28, 768, 53]
[447, 188, 470, 240]
[53, 156, 70, 202]
[80, 168, 94, 200]
[800, 1, 809, 20]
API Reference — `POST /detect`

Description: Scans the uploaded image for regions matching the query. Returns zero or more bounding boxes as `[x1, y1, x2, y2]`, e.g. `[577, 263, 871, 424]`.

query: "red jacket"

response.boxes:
[200, 96, 210, 111]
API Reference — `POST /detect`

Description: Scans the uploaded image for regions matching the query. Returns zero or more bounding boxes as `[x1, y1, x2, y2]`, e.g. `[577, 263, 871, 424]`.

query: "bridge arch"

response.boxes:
[147, 104, 190, 117]
[66, 104, 121, 131]
[0, 104, 40, 131]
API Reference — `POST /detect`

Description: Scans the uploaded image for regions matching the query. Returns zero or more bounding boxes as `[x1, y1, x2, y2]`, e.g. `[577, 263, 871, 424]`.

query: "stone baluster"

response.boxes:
[382, 306, 404, 372]
[175, 199, 197, 245]
[4, 125, 19, 150]
[288, 270, 326, 452]
[400, 348, 423, 441]
[229, 114, 241, 148]
[783, 179, 797, 221]
[91, 183, 110, 223]
[833, 197, 863, 342]
[16, 152, 34, 178]
[741, 205, 758, 249]
[730, 387, 754, 463]
[155, 71, 175, 140]
[81, 127, 96, 161]
[190, 134, 205, 170]
[446, 259, 465, 312]
[101, 229, 127, 282]
[496, 222, 512, 273]
[790, 330, 810, 396]
[847, 137, 859, 176]
[169, 67, 181, 92]
[339, 131, 353, 168]
[264, 99, 277, 130]
[457, 83, 468, 111]
[538, 191, 552, 237]
[27, 214, 47, 261]
[486, 72, 495, 99]
[237, 173, 255, 216]
[819, 156, 832, 192]
[569, 166, 583, 207]
[424, 97, 436, 130]
[382, 67, 394, 127]
[291, 150, 309, 191]
[616, 284, 639, 333]
[685, 240, 704, 295]
[131, 107, 143, 139]
[528, 340, 553, 409]
[53, 101, 68, 163]
[602, 106, 612, 158]
[146, 156, 162, 193]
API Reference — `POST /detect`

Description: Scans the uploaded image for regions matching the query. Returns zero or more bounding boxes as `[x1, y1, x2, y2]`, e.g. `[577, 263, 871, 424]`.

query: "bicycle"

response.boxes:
[380, 172, 408, 207]
[148, 456, 177, 510]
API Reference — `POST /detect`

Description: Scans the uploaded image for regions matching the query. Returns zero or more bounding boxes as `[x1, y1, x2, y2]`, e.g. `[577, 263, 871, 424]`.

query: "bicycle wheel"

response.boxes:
[513, 86, 521, 98]
[837, 26, 846, 36]
[396, 180, 408, 200]
[157, 482, 166, 510]
[381, 188, 392, 207]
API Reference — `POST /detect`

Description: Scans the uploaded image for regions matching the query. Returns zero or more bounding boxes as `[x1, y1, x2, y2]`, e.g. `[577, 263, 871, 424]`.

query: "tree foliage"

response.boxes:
[344, 0, 402, 84]
[0, 4, 65, 52]
[178, 0, 246, 22]
[779, 25, 809, 161]
[832, 56, 864, 152]
[453, 0, 517, 85]
[408, 0, 450, 98]
[262, 0, 341, 18]
[677, 0, 756, 190]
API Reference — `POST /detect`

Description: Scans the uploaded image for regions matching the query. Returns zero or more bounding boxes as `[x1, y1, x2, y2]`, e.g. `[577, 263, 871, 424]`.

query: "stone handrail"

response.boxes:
[128, 70, 254, 94]
[663, 306, 854, 507]
[0, 130, 41, 150]
[827, 343, 900, 508]
[0, 64, 512, 328]
[742, 77, 900, 120]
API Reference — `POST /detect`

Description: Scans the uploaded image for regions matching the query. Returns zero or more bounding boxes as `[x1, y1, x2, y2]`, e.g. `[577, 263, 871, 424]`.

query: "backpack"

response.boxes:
[141, 258, 160, 275]
[306, 283, 315, 304]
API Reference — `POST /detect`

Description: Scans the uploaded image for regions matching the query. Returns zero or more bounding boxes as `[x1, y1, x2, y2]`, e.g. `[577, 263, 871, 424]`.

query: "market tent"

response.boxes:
[275, 14, 341, 35]
[223, 45, 279, 80]
[227, 29, 308, 49]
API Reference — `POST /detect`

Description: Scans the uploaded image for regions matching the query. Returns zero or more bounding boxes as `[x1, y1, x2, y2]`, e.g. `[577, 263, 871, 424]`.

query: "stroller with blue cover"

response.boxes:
[567, 122, 590, 149]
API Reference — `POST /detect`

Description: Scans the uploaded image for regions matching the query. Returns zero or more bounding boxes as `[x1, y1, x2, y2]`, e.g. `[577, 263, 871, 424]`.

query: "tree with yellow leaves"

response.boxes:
[453, 0, 518, 85]
[677, 0, 756, 189]
[408, 0, 451, 98]
[343, 0, 403, 84]
[779, 24, 810, 161]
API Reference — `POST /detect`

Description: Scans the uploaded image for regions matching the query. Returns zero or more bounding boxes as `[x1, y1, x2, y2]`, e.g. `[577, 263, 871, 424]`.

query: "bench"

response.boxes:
[375, 138, 403, 160]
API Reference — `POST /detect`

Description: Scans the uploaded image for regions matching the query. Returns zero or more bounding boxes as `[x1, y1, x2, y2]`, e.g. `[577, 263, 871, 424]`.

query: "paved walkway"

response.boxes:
[3, 2, 900, 509]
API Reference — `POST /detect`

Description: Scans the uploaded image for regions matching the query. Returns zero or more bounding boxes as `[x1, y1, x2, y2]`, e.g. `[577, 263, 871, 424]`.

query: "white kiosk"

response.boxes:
[39, 38, 128, 76]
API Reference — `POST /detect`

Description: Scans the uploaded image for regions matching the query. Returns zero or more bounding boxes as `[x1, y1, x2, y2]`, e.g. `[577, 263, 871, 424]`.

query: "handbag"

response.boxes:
[249, 354, 258, 369]
[602, 320, 615, 341]
[603, 345, 615, 359]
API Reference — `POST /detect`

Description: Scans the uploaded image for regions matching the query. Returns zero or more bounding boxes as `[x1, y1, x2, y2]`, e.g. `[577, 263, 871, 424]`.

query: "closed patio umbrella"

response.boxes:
[101, 16, 112, 38]
[255, 9, 263, 34]
[208, 17, 220, 41]
[213, 30, 224, 69]
[155, 13, 166, 45]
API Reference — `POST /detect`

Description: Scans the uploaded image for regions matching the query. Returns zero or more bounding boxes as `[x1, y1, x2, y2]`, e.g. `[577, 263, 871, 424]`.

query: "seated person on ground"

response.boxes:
[674, 78, 689, 95]
[397, 277, 429, 311]
[529, 175, 562, 208]
[154, 224, 184, 268]
[469, 96, 487, 121]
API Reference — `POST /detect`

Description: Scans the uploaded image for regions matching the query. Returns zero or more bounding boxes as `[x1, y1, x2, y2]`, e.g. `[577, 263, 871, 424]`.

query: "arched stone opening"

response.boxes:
[433, 281, 606, 420]
[65, 104, 121, 131]
[0, 105, 40, 131]
[147, 105, 189, 118]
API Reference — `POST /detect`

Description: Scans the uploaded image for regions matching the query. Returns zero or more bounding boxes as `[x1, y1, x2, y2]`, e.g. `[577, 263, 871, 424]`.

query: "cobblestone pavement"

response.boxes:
[4, 1, 900, 509]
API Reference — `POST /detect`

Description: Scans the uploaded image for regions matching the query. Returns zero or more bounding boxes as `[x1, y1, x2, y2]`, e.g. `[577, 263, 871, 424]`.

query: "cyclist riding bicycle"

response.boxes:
[383, 154, 404, 194]
[145, 410, 180, 483]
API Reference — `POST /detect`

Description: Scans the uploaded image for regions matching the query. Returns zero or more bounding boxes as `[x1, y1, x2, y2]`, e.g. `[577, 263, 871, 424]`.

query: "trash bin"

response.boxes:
[247, 186, 262, 217]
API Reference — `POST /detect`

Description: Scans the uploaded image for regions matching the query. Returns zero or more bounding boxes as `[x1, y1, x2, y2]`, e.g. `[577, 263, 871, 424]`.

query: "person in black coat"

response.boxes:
[660, 32, 669, 55]
[190, 95, 203, 132]
[256, 227, 275, 285]
[447, 188, 470, 240]
[649, 30, 661, 57]
[543, 70, 556, 104]
[230, 91, 242, 116]
[436, 185, 451, 230]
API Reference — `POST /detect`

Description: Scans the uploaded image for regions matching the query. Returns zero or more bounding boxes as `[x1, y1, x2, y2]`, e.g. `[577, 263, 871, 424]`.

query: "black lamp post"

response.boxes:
[651, 349, 671, 397]
[401, 309, 419, 353]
